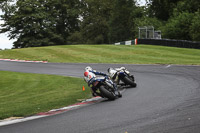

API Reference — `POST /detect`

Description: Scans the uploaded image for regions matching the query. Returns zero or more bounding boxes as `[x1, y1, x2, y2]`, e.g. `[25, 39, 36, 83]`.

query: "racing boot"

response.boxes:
[117, 91, 122, 98]
[113, 83, 122, 98]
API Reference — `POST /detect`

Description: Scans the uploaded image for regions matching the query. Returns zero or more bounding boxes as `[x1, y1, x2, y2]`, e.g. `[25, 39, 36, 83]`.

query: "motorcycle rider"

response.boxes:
[107, 67, 126, 84]
[84, 66, 121, 97]
[108, 67, 136, 87]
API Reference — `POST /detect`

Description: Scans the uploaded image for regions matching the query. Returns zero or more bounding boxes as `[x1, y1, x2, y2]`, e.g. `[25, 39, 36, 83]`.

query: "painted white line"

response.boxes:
[84, 97, 102, 102]
[50, 105, 81, 112]
[0, 116, 45, 127]
[165, 65, 171, 68]
[0, 59, 48, 63]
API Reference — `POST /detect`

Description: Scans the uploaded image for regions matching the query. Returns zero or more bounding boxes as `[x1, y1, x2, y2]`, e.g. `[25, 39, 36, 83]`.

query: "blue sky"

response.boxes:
[0, 0, 147, 49]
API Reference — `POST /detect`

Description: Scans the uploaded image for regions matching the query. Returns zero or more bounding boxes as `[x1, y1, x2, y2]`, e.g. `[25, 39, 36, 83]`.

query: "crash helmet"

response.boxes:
[85, 66, 92, 71]
[84, 71, 96, 82]
[107, 67, 114, 73]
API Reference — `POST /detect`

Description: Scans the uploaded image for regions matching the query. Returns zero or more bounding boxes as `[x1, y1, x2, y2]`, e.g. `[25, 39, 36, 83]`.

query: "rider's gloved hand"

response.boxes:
[105, 75, 109, 79]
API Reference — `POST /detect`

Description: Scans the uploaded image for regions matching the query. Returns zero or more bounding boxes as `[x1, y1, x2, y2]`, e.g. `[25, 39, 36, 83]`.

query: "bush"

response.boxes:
[162, 12, 194, 40]
[189, 11, 200, 41]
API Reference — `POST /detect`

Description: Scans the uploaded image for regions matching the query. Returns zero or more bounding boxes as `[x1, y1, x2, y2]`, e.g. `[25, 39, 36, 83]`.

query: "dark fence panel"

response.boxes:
[137, 39, 200, 49]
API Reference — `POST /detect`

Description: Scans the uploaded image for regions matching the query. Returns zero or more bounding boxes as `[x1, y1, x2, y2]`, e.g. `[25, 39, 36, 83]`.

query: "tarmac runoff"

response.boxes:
[0, 96, 102, 127]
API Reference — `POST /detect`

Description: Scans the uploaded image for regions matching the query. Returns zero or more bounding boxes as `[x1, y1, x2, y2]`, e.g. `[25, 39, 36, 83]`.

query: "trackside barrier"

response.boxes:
[137, 39, 200, 49]
[114, 40, 137, 45]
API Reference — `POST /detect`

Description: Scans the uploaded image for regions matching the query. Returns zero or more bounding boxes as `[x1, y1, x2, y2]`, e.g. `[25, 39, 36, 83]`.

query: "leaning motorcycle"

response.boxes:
[108, 67, 137, 87]
[88, 76, 121, 100]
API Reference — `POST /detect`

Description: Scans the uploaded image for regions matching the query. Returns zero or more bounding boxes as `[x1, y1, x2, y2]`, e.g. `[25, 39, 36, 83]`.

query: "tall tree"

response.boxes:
[0, 0, 10, 5]
[109, 0, 136, 43]
[189, 10, 200, 41]
[162, 12, 194, 40]
[0, 0, 80, 48]
[160, 0, 200, 41]
[148, 0, 181, 21]
[78, 0, 113, 44]
[173, 0, 200, 14]
[49, 0, 80, 44]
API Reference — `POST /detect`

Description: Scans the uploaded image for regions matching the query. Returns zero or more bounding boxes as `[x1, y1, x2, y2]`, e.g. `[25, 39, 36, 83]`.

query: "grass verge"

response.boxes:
[0, 71, 90, 120]
[0, 44, 200, 65]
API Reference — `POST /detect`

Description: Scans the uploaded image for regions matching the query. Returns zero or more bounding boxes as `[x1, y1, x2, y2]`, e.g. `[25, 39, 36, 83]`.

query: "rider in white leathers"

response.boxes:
[107, 67, 126, 84]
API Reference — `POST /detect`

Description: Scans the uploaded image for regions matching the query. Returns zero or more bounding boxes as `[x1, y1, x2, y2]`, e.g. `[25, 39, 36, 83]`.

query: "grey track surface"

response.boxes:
[0, 61, 200, 133]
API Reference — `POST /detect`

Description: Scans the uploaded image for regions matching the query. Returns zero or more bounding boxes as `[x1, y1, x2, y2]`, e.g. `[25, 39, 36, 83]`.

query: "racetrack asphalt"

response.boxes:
[0, 61, 200, 133]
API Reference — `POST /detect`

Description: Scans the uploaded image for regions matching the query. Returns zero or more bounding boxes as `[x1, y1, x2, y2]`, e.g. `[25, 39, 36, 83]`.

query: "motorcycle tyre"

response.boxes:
[123, 76, 137, 87]
[99, 85, 116, 100]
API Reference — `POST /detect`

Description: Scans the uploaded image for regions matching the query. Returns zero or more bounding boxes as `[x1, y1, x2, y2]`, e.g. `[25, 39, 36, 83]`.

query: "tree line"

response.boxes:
[0, 0, 200, 48]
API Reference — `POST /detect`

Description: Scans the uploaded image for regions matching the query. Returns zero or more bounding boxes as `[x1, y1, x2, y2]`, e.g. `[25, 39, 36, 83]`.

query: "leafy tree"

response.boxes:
[0, 0, 80, 48]
[50, 0, 80, 44]
[0, 0, 10, 5]
[161, 0, 200, 41]
[109, 0, 136, 43]
[147, 0, 200, 41]
[148, 0, 181, 21]
[2, 0, 199, 47]
[189, 10, 200, 41]
[173, 0, 200, 14]
[77, 0, 113, 44]
[162, 12, 194, 40]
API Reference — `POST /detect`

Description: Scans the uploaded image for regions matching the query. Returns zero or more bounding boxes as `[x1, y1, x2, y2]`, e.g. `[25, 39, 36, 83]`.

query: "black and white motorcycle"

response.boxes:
[107, 67, 137, 87]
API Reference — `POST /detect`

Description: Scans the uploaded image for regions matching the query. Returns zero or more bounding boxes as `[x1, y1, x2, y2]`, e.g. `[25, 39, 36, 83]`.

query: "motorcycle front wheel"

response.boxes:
[99, 85, 116, 100]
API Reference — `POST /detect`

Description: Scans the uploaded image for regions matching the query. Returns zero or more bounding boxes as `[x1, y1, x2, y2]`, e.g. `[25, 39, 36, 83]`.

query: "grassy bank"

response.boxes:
[0, 45, 200, 65]
[0, 71, 90, 120]
[0, 44, 200, 119]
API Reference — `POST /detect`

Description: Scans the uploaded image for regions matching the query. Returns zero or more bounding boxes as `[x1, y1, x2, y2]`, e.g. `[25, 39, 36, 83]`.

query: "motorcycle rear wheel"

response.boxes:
[123, 76, 137, 87]
[99, 85, 116, 100]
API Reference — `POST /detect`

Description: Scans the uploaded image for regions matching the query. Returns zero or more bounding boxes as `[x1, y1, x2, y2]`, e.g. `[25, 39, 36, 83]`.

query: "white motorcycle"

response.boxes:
[108, 67, 137, 87]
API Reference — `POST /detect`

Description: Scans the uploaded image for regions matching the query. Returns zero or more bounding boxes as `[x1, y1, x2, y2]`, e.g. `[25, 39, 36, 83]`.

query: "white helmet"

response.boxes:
[85, 66, 92, 71]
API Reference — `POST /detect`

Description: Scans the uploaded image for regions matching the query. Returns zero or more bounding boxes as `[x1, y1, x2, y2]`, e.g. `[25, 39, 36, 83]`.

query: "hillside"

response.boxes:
[0, 45, 200, 65]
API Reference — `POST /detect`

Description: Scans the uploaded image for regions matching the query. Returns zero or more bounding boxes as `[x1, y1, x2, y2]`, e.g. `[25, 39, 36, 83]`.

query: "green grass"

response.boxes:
[0, 71, 90, 120]
[0, 44, 200, 119]
[0, 44, 200, 65]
